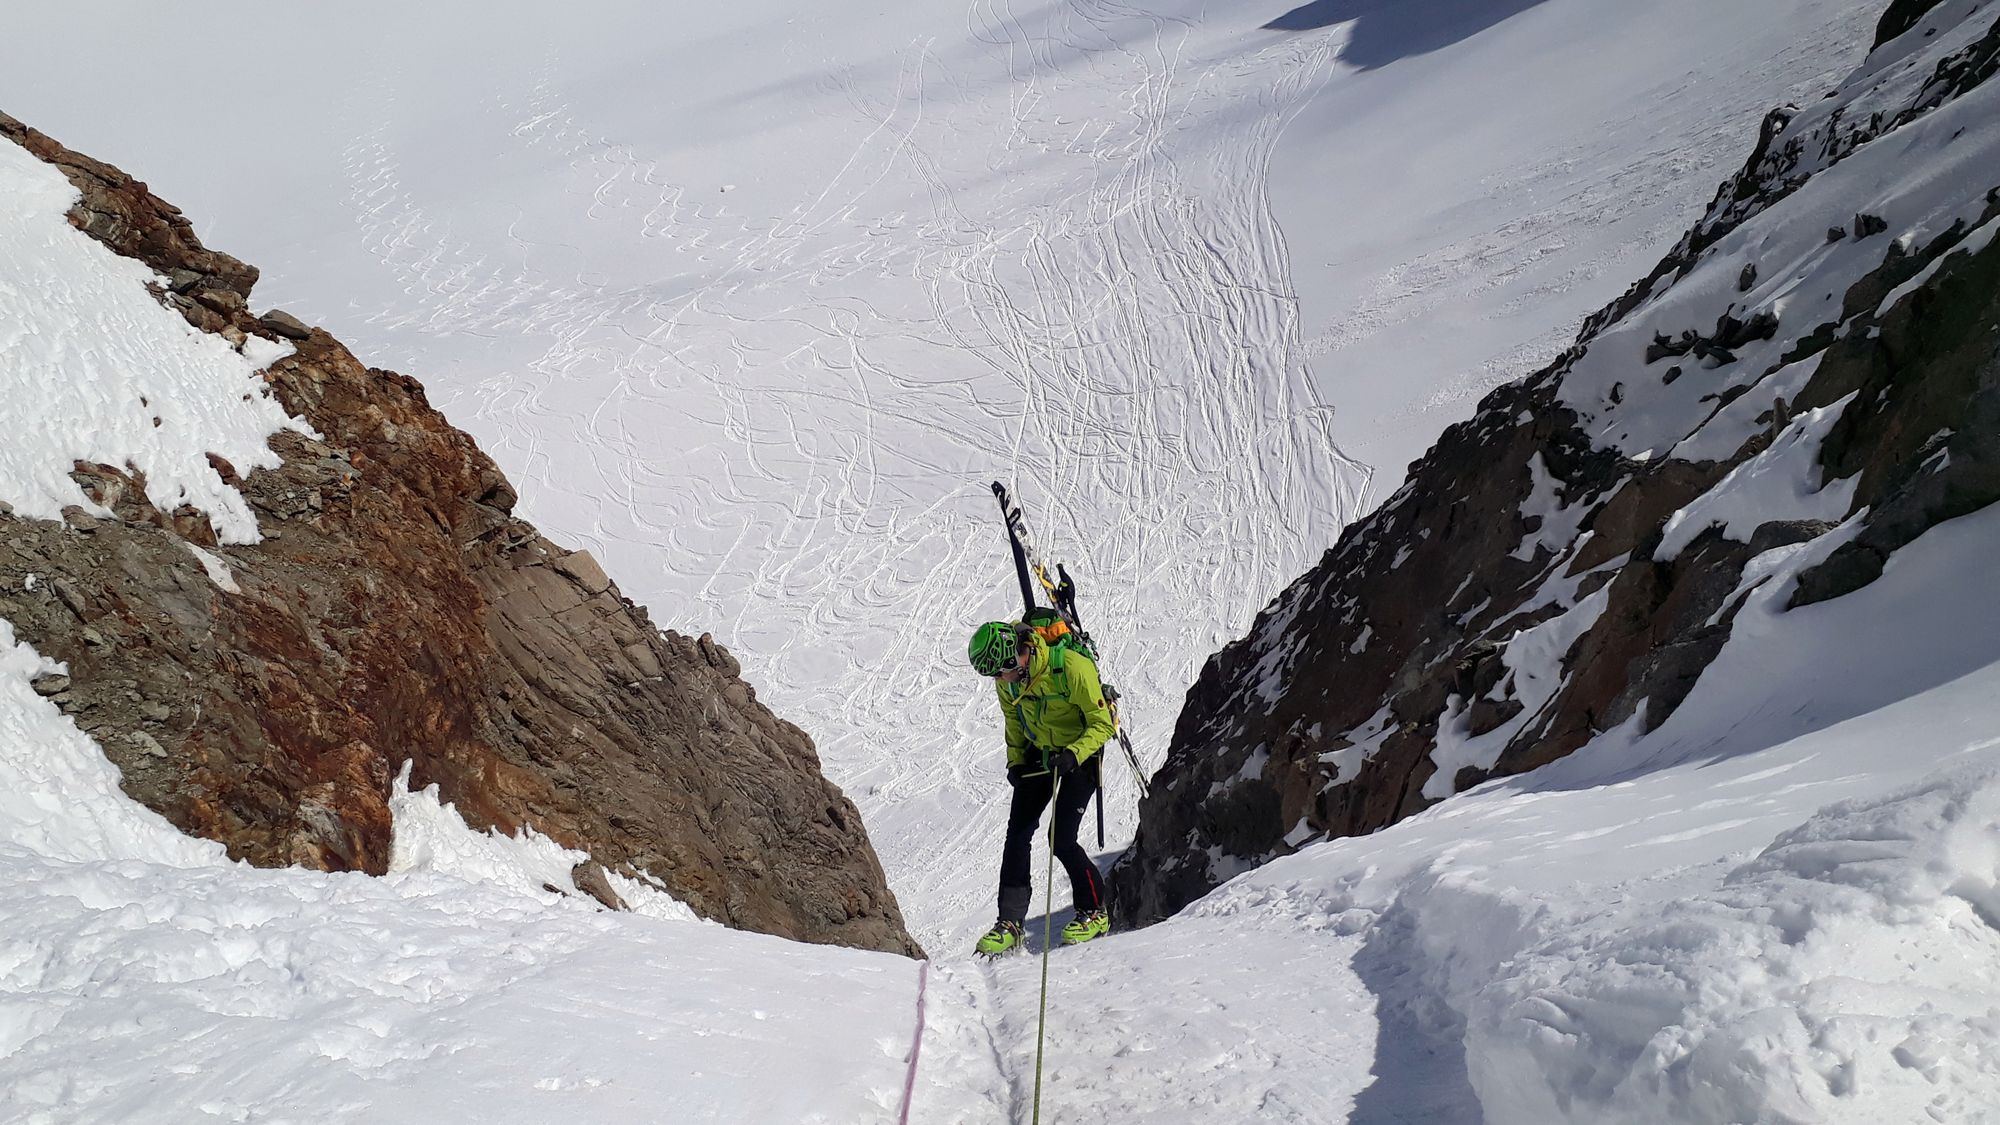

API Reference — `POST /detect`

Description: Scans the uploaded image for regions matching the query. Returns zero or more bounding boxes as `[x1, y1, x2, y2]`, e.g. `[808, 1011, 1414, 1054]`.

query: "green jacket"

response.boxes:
[996, 634, 1116, 769]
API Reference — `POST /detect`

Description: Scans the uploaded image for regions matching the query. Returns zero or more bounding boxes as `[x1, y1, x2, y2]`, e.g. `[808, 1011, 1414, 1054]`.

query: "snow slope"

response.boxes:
[0, 140, 300, 545]
[0, 0, 1883, 947]
[15, 472, 1994, 1123]
[6, 7, 2000, 1118]
[1276, 0, 1884, 482]
[1, 618, 926, 1124]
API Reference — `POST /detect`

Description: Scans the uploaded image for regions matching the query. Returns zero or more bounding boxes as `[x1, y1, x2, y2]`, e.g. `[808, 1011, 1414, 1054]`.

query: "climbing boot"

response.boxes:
[1060, 910, 1110, 946]
[976, 920, 1026, 956]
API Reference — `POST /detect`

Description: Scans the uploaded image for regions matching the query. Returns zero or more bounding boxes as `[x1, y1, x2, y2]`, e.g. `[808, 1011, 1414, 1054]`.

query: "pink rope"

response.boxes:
[896, 960, 931, 1125]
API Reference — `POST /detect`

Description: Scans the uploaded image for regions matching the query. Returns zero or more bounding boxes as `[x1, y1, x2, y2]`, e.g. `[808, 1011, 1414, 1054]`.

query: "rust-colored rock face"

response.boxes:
[0, 113, 920, 958]
[1111, 13, 2000, 928]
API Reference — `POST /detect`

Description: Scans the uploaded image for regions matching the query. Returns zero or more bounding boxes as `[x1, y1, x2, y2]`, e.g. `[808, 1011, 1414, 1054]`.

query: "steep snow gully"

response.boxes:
[8, 0, 1997, 1123]
[0, 0, 1366, 950]
[0, 0, 1878, 955]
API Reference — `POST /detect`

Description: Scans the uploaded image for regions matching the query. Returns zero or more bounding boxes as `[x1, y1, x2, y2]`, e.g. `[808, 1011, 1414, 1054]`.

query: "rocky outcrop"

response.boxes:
[1876, 0, 1949, 47]
[0, 113, 920, 958]
[1112, 3, 2000, 927]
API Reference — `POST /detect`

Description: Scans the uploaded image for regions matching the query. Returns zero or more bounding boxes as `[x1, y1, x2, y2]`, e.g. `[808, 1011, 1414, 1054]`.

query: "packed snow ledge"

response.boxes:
[1178, 497, 2000, 1124]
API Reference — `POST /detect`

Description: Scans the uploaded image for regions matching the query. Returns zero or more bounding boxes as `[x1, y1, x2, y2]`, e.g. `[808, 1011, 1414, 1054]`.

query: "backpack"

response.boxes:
[1023, 606, 1096, 664]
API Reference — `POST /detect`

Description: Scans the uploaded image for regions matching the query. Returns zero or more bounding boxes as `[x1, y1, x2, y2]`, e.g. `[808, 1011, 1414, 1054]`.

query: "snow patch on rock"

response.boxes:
[0, 615, 222, 868]
[1657, 392, 1861, 560]
[0, 138, 303, 544]
[182, 542, 241, 593]
[1510, 453, 1592, 562]
[390, 763, 700, 922]
[1427, 585, 1613, 799]
[1320, 704, 1395, 787]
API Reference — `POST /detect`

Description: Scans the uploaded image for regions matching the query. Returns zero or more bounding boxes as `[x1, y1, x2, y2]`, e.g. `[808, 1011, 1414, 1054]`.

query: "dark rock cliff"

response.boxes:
[0, 114, 921, 958]
[1113, 3, 2000, 927]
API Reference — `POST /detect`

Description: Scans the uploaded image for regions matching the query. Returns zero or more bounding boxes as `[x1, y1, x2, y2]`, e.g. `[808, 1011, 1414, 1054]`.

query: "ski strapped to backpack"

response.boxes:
[990, 482, 1151, 812]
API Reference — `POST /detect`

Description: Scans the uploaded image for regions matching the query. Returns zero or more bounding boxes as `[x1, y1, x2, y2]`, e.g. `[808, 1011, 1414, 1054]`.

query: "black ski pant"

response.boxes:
[997, 759, 1103, 924]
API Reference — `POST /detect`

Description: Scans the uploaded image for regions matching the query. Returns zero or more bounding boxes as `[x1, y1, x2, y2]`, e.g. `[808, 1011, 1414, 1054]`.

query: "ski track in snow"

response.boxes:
[1280, 0, 1886, 481]
[289, 3, 1373, 950]
[0, 0, 1885, 957]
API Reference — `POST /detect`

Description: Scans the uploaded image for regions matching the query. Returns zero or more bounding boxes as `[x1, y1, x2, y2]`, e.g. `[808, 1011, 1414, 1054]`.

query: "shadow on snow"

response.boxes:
[1347, 906, 1484, 1123]
[1265, 0, 1550, 70]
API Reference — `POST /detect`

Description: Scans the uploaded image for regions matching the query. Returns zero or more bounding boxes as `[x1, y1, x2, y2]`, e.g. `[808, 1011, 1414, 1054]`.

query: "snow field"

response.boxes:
[916, 915, 1401, 1123]
[3, 856, 925, 1124]
[0, 139, 301, 545]
[1275, 0, 1885, 482]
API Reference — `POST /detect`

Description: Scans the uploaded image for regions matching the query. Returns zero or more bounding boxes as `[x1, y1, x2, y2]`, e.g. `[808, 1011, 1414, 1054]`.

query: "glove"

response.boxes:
[1006, 763, 1029, 787]
[1052, 747, 1079, 778]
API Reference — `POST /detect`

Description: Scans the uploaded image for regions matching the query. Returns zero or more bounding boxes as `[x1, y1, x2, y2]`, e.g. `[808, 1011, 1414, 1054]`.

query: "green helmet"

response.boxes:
[968, 621, 1023, 676]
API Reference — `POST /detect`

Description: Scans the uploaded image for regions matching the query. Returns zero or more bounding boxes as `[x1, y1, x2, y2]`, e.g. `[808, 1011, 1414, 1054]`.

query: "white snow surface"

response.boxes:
[8, 491, 2000, 1122]
[0, 0, 1885, 949]
[2, 617, 916, 1125]
[0, 141, 302, 544]
[9, 4, 2000, 1123]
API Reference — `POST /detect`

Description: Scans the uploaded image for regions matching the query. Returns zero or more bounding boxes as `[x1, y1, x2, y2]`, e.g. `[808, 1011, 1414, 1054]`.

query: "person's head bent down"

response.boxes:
[967, 620, 1031, 678]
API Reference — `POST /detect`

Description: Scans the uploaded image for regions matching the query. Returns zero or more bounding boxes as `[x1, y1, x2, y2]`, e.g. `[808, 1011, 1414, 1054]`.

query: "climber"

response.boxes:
[966, 620, 1116, 955]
